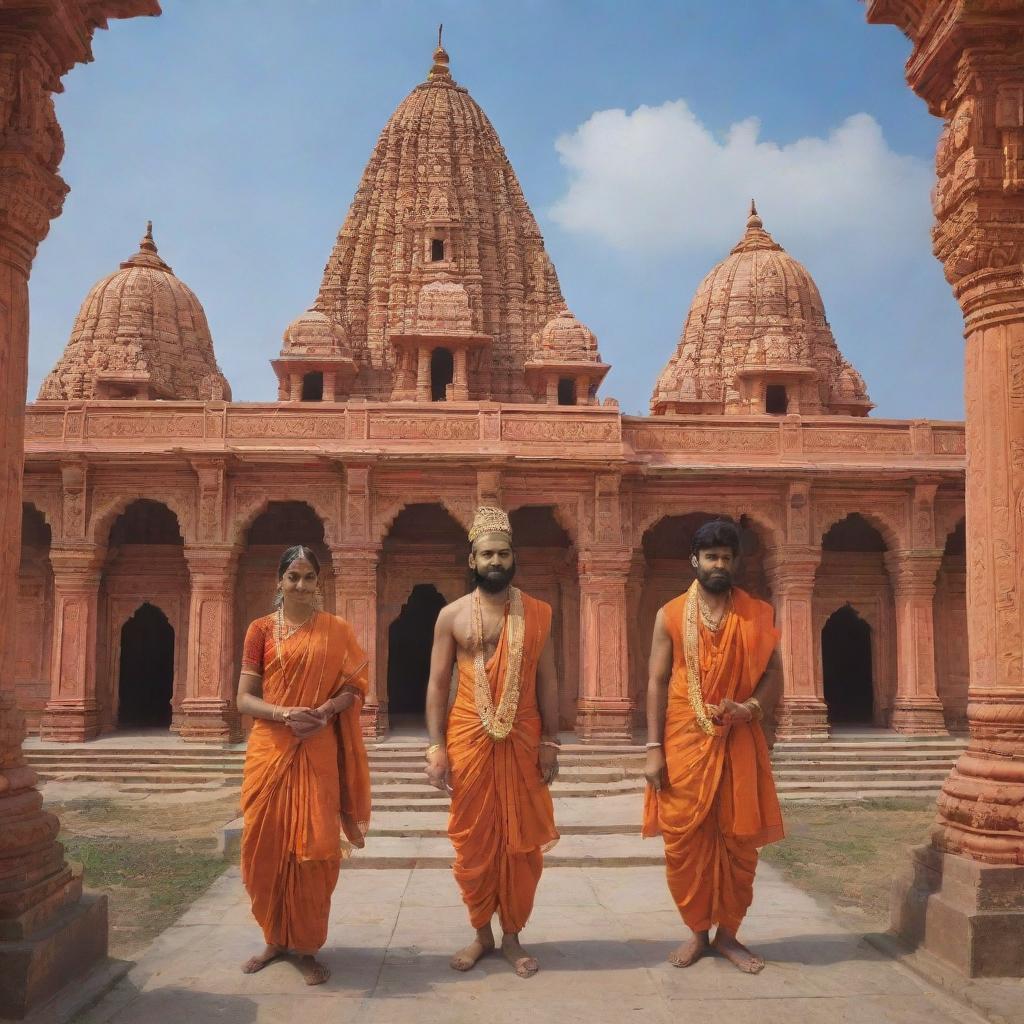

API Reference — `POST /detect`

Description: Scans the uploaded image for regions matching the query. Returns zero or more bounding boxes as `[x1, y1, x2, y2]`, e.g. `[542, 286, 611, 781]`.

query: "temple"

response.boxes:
[16, 39, 966, 745]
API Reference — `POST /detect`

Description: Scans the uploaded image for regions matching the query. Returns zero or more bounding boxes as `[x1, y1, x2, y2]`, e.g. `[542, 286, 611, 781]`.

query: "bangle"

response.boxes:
[743, 698, 763, 721]
[425, 742, 443, 760]
[281, 708, 292, 723]
[645, 741, 663, 749]
[539, 740, 561, 750]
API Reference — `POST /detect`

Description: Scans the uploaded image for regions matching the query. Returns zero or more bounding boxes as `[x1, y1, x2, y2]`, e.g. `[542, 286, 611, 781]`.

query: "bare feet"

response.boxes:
[295, 954, 331, 985]
[501, 933, 539, 978]
[712, 929, 765, 974]
[241, 944, 282, 974]
[450, 927, 495, 972]
[668, 931, 709, 968]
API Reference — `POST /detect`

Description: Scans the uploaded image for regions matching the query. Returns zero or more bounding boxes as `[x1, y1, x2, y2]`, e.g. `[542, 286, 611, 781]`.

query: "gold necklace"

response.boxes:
[472, 586, 526, 740]
[273, 606, 315, 658]
[683, 580, 718, 736]
[697, 590, 732, 633]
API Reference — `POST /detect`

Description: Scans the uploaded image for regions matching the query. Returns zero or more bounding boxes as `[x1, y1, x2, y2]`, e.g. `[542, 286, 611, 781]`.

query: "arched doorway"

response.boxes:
[102, 499, 187, 733]
[378, 503, 466, 731]
[431, 347, 453, 401]
[17, 503, 53, 732]
[117, 603, 174, 729]
[821, 605, 874, 725]
[934, 518, 967, 730]
[387, 584, 447, 716]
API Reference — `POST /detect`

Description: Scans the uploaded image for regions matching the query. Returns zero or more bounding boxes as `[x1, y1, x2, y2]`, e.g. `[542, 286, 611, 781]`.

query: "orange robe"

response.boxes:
[446, 592, 559, 934]
[240, 612, 371, 953]
[643, 586, 784, 933]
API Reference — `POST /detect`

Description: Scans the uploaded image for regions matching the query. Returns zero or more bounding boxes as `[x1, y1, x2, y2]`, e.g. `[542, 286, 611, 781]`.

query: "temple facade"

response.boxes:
[16, 41, 967, 745]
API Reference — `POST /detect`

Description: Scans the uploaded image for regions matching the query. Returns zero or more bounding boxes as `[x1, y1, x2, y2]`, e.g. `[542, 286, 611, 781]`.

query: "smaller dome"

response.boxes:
[281, 308, 350, 357]
[833, 364, 869, 401]
[413, 277, 474, 335]
[535, 308, 601, 363]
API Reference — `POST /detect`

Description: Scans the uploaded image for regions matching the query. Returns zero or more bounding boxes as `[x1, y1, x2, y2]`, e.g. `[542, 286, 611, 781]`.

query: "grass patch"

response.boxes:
[761, 798, 938, 927]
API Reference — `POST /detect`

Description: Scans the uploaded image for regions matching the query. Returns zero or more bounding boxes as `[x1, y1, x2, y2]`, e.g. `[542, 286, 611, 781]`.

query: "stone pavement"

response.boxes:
[74, 861, 985, 1024]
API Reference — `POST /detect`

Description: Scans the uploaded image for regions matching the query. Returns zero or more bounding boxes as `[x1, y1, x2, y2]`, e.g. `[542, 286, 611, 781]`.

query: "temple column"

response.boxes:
[452, 348, 469, 401]
[416, 347, 431, 401]
[332, 547, 382, 737]
[545, 376, 558, 405]
[885, 550, 947, 735]
[323, 369, 337, 402]
[40, 548, 106, 742]
[576, 551, 633, 742]
[765, 548, 829, 737]
[0, 4, 159, 1016]
[179, 546, 240, 743]
[289, 373, 302, 402]
[867, 1, 1024, 976]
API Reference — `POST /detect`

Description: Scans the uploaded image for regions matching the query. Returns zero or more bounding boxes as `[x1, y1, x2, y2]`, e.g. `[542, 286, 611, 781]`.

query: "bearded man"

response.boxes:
[643, 518, 784, 973]
[424, 507, 560, 978]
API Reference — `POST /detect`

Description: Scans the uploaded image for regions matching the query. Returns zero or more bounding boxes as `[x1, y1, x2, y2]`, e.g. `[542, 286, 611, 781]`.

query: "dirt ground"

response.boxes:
[761, 797, 939, 927]
[44, 787, 239, 958]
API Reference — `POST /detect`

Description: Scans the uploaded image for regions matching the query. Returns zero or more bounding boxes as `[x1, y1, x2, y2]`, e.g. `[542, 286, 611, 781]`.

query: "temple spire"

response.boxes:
[747, 198, 762, 230]
[428, 23, 451, 81]
[140, 219, 157, 253]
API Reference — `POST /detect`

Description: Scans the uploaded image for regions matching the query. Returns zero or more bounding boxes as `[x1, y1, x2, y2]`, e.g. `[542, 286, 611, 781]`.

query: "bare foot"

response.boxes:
[712, 930, 765, 974]
[501, 933, 538, 978]
[450, 927, 495, 972]
[241, 944, 283, 974]
[295, 954, 331, 985]
[669, 931, 709, 968]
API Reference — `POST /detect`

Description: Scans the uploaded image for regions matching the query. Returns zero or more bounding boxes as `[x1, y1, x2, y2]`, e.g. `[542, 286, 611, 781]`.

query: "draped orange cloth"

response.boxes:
[447, 592, 559, 934]
[240, 612, 371, 953]
[642, 586, 784, 933]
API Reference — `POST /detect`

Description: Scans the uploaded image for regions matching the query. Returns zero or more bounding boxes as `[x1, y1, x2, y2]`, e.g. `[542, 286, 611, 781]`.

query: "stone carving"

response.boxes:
[88, 485, 194, 545]
[226, 413, 343, 439]
[933, 430, 967, 455]
[501, 418, 618, 443]
[85, 412, 205, 438]
[368, 415, 479, 440]
[39, 224, 231, 402]
[813, 500, 907, 549]
[802, 429, 911, 454]
[626, 425, 778, 453]
[24, 412, 63, 437]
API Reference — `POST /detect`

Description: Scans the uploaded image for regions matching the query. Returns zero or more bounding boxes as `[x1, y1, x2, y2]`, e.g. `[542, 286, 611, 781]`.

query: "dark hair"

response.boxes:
[277, 545, 321, 579]
[690, 519, 740, 557]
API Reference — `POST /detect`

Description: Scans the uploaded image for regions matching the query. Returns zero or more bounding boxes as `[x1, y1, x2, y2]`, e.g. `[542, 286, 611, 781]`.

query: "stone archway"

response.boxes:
[814, 513, 895, 727]
[377, 503, 466, 732]
[116, 603, 174, 729]
[821, 605, 874, 726]
[16, 503, 54, 733]
[100, 499, 188, 734]
[934, 518, 967, 731]
[387, 584, 447, 720]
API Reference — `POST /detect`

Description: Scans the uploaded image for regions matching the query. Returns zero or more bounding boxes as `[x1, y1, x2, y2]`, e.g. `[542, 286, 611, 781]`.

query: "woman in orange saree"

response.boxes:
[235, 545, 371, 986]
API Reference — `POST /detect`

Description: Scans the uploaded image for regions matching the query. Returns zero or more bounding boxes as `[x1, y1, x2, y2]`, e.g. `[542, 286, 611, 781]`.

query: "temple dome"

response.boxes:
[534, 308, 602, 363]
[281, 308, 351, 357]
[38, 224, 231, 402]
[314, 38, 567, 402]
[651, 202, 871, 417]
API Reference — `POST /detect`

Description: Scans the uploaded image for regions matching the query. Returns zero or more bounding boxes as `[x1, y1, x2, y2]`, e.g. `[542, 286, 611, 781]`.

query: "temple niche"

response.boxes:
[19, 39, 967, 745]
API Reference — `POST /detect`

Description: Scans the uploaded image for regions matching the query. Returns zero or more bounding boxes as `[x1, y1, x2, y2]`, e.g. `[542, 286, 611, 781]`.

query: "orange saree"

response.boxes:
[240, 612, 371, 953]
[643, 586, 783, 933]
[446, 592, 559, 934]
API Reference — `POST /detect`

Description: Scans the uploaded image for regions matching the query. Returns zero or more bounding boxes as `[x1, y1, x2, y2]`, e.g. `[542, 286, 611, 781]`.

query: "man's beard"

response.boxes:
[697, 566, 732, 594]
[473, 561, 517, 594]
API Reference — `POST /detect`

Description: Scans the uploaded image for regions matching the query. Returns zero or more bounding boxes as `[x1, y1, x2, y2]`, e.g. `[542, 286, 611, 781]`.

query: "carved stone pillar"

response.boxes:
[416, 347, 431, 401]
[867, 0, 1024, 976]
[0, 3, 160, 1016]
[333, 547, 382, 737]
[576, 551, 633, 743]
[180, 546, 240, 743]
[453, 347, 469, 401]
[765, 548, 828, 737]
[39, 548, 105, 742]
[323, 369, 337, 402]
[289, 372, 302, 402]
[885, 550, 947, 735]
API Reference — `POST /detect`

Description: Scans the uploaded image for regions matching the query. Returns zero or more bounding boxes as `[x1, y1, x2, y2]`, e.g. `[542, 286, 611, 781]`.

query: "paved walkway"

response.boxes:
[76, 861, 984, 1024]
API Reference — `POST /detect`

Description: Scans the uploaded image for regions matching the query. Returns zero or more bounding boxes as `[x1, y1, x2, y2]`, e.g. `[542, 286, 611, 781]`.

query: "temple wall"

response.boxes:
[934, 560, 968, 730]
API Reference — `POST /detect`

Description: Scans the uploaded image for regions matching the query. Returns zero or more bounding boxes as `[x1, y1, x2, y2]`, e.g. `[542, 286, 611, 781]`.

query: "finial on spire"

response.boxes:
[746, 198, 763, 231]
[428, 23, 451, 81]
[140, 220, 158, 253]
[749, 199, 757, 217]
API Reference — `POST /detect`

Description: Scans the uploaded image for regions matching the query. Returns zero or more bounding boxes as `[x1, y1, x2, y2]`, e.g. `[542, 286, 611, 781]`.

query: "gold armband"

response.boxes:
[743, 697, 763, 722]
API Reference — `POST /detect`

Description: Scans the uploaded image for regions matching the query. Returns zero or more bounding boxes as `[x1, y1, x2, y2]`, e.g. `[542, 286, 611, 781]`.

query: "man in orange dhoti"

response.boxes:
[424, 507, 560, 978]
[236, 545, 371, 985]
[643, 519, 784, 973]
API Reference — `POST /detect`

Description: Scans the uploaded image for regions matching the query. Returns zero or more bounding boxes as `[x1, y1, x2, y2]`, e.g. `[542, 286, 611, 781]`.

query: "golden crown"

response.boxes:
[468, 506, 513, 544]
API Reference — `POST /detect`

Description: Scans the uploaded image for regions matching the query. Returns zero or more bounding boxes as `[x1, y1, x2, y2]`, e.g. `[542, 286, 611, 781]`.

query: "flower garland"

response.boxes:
[472, 586, 526, 740]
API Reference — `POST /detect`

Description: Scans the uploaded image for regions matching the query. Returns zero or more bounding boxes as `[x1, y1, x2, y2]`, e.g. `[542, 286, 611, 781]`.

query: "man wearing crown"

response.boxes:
[424, 506, 560, 978]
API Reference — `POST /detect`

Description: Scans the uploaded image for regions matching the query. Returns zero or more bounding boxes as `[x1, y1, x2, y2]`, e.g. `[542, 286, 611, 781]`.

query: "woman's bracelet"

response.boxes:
[425, 742, 444, 760]
[645, 741, 663, 749]
[539, 739, 561, 750]
[743, 697, 764, 721]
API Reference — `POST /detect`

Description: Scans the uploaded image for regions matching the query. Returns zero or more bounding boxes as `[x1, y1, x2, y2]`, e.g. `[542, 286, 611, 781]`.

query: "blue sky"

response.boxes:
[28, 0, 962, 420]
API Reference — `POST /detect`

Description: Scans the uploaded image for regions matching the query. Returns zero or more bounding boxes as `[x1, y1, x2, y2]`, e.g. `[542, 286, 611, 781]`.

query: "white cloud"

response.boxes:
[549, 101, 933, 262]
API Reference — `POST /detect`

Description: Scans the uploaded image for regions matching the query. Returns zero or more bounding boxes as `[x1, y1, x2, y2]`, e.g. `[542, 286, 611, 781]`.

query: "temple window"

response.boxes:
[430, 237, 445, 262]
[430, 347, 454, 401]
[301, 371, 324, 401]
[557, 377, 577, 406]
[765, 384, 788, 415]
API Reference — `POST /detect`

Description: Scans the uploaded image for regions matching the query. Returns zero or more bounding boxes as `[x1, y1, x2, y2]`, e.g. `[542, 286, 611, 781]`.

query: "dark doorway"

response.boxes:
[118, 603, 174, 729]
[822, 605, 873, 725]
[301, 372, 324, 401]
[387, 584, 447, 715]
[431, 238, 445, 262]
[430, 348, 453, 401]
[557, 377, 577, 406]
[765, 384, 789, 414]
